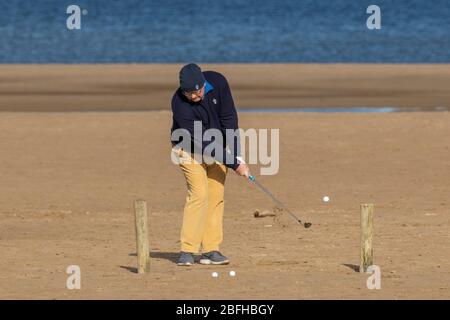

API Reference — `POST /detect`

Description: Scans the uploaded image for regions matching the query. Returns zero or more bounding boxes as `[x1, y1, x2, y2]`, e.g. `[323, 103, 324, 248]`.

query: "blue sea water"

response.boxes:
[0, 0, 449, 63]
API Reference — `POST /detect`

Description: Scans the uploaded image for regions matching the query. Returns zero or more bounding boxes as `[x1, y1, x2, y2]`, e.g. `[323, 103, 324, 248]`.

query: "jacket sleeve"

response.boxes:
[218, 75, 241, 165]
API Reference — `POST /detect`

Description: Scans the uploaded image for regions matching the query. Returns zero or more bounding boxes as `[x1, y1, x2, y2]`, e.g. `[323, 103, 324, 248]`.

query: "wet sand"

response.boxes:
[1, 64, 450, 111]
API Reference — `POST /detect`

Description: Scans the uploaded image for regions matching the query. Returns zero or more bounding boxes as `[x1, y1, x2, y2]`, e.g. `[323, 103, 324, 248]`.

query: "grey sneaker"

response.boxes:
[199, 251, 230, 265]
[177, 252, 195, 266]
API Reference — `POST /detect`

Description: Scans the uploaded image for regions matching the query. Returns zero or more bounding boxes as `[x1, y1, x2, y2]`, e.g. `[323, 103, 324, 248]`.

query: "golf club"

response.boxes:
[248, 175, 312, 228]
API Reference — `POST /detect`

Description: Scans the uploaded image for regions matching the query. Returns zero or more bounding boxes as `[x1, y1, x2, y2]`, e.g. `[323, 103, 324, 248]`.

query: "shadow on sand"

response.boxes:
[342, 263, 360, 272]
[121, 252, 180, 273]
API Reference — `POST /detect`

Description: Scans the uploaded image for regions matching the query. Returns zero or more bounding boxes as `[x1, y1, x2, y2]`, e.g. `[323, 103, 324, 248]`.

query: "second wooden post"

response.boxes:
[360, 203, 374, 273]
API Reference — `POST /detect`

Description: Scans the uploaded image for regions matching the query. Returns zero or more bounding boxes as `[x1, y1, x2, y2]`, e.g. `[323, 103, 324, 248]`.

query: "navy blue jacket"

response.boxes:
[171, 71, 240, 170]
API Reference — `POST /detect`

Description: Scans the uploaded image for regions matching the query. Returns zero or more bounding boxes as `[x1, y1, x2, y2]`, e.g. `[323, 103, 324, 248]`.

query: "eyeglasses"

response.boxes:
[183, 85, 204, 97]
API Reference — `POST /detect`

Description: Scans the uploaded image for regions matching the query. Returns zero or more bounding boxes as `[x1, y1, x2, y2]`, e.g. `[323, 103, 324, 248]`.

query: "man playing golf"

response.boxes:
[171, 63, 249, 266]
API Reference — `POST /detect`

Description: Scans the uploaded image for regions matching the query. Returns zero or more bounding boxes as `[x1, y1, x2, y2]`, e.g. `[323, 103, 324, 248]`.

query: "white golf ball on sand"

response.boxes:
[229, 271, 236, 277]
[212, 272, 218, 278]
[323, 196, 330, 202]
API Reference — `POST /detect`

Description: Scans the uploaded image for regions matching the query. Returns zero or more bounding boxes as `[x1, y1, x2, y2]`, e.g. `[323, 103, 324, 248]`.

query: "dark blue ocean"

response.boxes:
[1, 0, 449, 63]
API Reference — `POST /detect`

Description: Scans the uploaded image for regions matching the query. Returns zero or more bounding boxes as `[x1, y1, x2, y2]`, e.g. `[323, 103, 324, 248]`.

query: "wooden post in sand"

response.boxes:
[134, 200, 150, 273]
[360, 204, 374, 273]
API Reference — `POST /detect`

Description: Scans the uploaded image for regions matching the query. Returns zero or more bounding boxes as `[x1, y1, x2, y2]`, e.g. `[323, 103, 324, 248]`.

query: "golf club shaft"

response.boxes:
[249, 175, 303, 225]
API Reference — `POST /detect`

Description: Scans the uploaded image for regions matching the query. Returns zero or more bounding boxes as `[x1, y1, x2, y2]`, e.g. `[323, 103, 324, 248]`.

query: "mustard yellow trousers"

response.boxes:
[172, 148, 228, 253]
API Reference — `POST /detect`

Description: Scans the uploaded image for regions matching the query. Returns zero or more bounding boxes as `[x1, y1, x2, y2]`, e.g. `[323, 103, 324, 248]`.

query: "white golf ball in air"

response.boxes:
[212, 272, 218, 278]
[229, 271, 236, 277]
[323, 196, 330, 203]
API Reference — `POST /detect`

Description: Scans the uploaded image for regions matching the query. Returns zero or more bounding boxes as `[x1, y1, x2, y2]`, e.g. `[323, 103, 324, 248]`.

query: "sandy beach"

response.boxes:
[2, 0, 450, 304]
[1, 100, 449, 298]
[1, 64, 450, 111]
